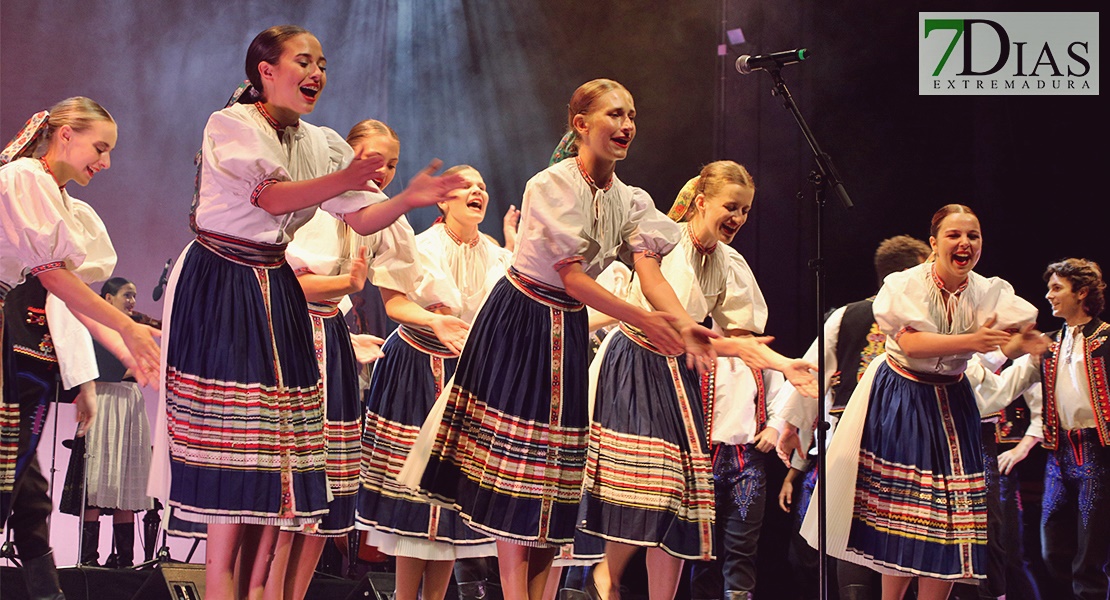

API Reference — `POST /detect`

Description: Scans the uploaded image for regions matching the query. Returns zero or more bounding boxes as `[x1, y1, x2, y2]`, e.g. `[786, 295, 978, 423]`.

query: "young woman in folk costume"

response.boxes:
[357, 164, 517, 600]
[0, 97, 160, 598]
[802, 205, 1047, 600]
[260, 118, 425, 600]
[152, 25, 465, 600]
[579, 161, 817, 599]
[398, 78, 728, 600]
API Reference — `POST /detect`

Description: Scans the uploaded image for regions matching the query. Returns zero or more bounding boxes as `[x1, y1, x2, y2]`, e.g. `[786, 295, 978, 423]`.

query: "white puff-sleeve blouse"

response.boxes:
[624, 224, 768, 334]
[285, 207, 422, 300]
[409, 223, 512, 324]
[510, 159, 679, 288]
[875, 262, 1037, 376]
[192, 105, 385, 245]
[0, 157, 116, 288]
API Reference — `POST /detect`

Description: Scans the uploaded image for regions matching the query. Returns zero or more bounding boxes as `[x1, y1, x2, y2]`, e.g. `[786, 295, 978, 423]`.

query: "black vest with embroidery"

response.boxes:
[980, 357, 1034, 444]
[830, 298, 887, 415]
[3, 277, 59, 371]
[1041, 318, 1110, 449]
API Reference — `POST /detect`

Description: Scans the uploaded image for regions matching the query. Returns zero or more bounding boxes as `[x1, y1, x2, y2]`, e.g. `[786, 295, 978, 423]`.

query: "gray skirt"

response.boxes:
[84, 382, 154, 511]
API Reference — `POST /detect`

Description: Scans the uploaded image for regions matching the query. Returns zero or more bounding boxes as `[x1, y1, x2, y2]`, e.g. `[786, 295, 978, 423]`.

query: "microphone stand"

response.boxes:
[761, 66, 853, 600]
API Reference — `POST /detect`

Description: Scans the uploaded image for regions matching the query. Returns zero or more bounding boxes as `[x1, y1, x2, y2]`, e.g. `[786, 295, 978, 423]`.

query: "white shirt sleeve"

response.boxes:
[45, 294, 99, 390]
[779, 306, 845, 458]
[967, 353, 1041, 416]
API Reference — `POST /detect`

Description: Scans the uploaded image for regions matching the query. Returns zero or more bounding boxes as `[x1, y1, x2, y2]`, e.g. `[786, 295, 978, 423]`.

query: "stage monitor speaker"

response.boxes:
[130, 563, 206, 600]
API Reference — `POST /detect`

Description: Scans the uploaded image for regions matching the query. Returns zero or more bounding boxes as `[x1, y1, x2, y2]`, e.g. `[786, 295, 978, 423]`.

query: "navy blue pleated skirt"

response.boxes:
[356, 327, 492, 545]
[164, 240, 327, 526]
[310, 305, 362, 535]
[849, 360, 987, 579]
[578, 328, 715, 560]
[415, 272, 590, 546]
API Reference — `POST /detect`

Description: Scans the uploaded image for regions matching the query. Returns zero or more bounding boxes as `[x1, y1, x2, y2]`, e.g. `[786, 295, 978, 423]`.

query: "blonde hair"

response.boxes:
[443, 164, 477, 177]
[346, 119, 398, 146]
[671, 160, 754, 223]
[19, 97, 114, 160]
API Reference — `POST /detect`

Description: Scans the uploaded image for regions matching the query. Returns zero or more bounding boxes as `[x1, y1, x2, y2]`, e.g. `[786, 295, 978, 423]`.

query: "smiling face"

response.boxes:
[259, 33, 327, 121]
[105, 282, 137, 316]
[56, 119, 117, 186]
[439, 168, 488, 228]
[929, 212, 982, 288]
[574, 88, 636, 164]
[1045, 273, 1089, 323]
[694, 183, 754, 245]
[350, 133, 400, 191]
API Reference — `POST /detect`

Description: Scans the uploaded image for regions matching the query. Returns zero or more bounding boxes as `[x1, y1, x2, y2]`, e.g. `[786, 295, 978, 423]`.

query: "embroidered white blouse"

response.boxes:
[511, 158, 678, 289]
[285, 209, 423, 300]
[624, 225, 768, 332]
[0, 157, 118, 388]
[410, 222, 512, 324]
[193, 103, 384, 245]
[876, 262, 1037, 376]
[0, 157, 116, 288]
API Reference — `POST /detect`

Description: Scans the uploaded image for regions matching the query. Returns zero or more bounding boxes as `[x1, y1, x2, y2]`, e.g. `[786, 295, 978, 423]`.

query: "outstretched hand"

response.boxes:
[777, 422, 803, 468]
[637, 311, 683, 356]
[347, 246, 370, 291]
[781, 359, 820, 398]
[1004, 322, 1050, 358]
[399, 159, 468, 209]
[502, 205, 521, 252]
[969, 314, 1013, 353]
[74, 383, 97, 437]
[681, 322, 720, 376]
[350, 334, 386, 364]
[120, 323, 161, 387]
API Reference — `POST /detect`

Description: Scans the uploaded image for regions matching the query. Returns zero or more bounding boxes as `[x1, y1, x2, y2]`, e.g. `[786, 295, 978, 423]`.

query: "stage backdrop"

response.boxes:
[2, 0, 1101, 591]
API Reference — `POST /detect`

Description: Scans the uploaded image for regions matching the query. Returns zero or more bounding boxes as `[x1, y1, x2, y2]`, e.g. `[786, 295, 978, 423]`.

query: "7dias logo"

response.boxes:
[919, 12, 1098, 95]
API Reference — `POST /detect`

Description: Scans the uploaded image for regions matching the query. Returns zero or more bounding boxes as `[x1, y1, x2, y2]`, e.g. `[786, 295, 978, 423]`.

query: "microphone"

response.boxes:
[736, 48, 810, 74]
[152, 258, 173, 301]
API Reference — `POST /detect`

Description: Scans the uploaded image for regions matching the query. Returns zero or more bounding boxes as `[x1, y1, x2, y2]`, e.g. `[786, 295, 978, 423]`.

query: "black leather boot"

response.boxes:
[142, 506, 160, 562]
[80, 521, 100, 566]
[112, 522, 134, 567]
[22, 550, 67, 600]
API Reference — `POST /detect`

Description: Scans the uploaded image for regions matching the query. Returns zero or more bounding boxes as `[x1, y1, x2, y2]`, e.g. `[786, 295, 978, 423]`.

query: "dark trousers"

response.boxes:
[954, 425, 1049, 600]
[690, 443, 767, 597]
[1041, 428, 1110, 600]
[2, 352, 58, 560]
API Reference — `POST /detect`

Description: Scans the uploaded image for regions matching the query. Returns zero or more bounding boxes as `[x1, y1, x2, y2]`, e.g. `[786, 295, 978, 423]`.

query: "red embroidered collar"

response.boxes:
[930, 263, 969, 295]
[254, 102, 297, 132]
[38, 158, 64, 190]
[443, 222, 480, 248]
[687, 223, 718, 255]
[575, 156, 614, 192]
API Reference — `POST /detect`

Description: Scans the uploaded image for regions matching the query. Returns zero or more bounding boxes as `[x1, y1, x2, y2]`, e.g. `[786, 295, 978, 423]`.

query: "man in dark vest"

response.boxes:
[1034, 258, 1110, 599]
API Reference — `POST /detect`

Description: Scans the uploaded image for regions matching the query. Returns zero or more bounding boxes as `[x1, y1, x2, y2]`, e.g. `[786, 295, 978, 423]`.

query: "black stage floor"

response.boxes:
[0, 564, 400, 600]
